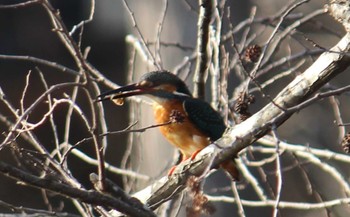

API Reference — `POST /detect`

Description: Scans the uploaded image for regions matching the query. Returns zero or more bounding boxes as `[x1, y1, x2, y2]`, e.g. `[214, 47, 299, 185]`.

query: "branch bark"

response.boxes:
[193, 0, 213, 99]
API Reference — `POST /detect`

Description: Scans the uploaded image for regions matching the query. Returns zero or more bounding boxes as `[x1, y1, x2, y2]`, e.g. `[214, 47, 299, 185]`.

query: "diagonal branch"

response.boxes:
[132, 2, 350, 208]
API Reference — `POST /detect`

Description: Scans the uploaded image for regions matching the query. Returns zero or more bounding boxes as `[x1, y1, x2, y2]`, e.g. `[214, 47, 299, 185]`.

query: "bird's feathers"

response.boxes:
[183, 98, 226, 141]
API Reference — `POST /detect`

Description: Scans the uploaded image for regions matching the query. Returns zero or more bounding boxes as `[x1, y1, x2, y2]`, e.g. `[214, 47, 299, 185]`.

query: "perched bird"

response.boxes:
[97, 70, 238, 180]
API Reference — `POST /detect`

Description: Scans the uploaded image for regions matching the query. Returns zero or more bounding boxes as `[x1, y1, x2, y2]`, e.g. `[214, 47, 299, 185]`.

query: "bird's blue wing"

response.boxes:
[183, 98, 226, 141]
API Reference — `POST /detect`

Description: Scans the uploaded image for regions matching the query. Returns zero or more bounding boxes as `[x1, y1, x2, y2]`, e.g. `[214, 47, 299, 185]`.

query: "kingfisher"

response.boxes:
[97, 70, 239, 180]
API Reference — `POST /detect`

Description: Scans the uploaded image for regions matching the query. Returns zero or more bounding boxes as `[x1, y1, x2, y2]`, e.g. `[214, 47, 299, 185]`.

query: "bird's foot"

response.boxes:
[167, 150, 202, 177]
[167, 165, 177, 177]
[189, 149, 201, 161]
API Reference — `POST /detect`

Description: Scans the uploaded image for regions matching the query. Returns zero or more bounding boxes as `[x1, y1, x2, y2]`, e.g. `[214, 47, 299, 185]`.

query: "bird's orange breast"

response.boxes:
[153, 100, 210, 159]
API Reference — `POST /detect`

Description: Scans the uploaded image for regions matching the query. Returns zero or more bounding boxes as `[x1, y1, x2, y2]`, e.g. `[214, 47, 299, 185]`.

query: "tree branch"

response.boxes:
[0, 161, 156, 217]
[193, 0, 213, 99]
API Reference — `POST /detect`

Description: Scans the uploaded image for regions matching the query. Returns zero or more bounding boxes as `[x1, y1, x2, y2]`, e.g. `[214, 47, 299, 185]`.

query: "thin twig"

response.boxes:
[207, 195, 350, 210]
[121, 0, 160, 70]
[0, 54, 80, 76]
[1, 82, 84, 148]
[0, 0, 40, 9]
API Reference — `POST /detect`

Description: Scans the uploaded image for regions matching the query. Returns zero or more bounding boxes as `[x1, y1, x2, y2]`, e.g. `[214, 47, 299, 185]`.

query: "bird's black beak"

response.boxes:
[96, 83, 154, 103]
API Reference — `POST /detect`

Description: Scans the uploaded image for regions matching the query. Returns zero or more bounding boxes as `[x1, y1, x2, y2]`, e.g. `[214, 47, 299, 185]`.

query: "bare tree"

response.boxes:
[0, 0, 350, 217]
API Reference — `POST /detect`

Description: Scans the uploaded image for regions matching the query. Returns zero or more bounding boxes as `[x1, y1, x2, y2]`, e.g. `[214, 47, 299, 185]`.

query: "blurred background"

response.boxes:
[1, 0, 350, 216]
